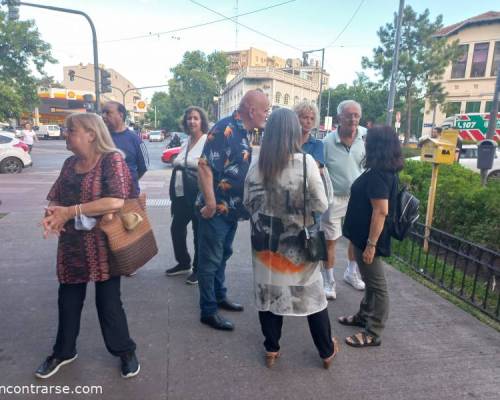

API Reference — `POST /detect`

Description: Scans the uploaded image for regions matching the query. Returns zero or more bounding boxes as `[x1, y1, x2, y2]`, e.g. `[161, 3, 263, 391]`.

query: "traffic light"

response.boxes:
[3, 0, 21, 21]
[68, 70, 75, 82]
[100, 69, 112, 93]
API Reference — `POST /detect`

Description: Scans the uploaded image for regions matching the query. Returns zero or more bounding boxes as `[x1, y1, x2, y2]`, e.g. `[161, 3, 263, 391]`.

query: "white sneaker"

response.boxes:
[344, 263, 365, 291]
[324, 279, 337, 300]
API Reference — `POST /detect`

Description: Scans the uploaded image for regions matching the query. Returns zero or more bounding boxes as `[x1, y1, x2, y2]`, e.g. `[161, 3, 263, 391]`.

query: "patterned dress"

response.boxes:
[47, 152, 133, 284]
[243, 154, 328, 316]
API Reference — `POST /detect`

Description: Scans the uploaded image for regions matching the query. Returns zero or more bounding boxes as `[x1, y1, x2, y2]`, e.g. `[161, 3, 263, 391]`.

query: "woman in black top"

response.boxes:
[340, 126, 403, 347]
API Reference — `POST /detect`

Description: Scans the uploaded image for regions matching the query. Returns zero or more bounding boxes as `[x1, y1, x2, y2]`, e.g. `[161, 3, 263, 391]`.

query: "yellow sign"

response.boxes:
[137, 101, 146, 110]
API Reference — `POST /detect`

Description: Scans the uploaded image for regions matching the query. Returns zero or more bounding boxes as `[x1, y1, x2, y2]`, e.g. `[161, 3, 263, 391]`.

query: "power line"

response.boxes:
[189, 0, 303, 53]
[325, 0, 365, 48]
[101, 0, 296, 44]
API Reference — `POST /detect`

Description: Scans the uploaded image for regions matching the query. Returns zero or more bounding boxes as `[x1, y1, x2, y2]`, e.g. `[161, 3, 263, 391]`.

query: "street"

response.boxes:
[1, 141, 499, 399]
[0, 139, 172, 213]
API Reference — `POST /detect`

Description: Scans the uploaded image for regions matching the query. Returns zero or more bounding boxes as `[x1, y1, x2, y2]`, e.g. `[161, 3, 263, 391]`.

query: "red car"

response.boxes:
[161, 146, 182, 163]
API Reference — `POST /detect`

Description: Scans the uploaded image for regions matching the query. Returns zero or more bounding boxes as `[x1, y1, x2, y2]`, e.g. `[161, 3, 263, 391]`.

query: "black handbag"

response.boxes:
[298, 153, 328, 262]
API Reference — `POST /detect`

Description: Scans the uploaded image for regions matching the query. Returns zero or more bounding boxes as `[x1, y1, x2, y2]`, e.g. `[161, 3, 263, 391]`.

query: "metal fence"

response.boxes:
[392, 222, 500, 321]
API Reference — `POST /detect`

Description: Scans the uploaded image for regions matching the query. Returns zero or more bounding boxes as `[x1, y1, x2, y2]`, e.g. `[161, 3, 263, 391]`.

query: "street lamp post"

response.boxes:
[13, 2, 102, 112]
[303, 48, 325, 125]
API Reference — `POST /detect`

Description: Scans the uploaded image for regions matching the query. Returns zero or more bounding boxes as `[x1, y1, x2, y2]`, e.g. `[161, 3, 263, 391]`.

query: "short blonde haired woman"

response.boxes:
[36, 113, 140, 380]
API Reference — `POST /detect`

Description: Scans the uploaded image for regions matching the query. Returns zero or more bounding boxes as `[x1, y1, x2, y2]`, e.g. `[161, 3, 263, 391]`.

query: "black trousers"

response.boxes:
[258, 308, 334, 359]
[170, 198, 199, 272]
[53, 277, 136, 359]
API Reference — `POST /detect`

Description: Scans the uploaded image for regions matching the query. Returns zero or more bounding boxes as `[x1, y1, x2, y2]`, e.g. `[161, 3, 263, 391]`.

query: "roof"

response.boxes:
[434, 11, 500, 37]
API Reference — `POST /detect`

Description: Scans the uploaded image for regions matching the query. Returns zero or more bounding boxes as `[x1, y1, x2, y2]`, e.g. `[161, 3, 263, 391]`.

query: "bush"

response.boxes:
[402, 146, 420, 158]
[401, 160, 500, 251]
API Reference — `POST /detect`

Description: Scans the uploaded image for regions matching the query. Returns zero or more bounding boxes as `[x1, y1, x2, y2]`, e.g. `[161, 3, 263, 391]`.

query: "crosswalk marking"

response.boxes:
[146, 198, 171, 207]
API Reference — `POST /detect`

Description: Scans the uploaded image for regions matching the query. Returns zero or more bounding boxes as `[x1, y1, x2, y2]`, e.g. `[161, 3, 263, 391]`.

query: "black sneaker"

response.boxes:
[35, 354, 78, 379]
[185, 271, 198, 285]
[165, 264, 191, 276]
[120, 352, 140, 379]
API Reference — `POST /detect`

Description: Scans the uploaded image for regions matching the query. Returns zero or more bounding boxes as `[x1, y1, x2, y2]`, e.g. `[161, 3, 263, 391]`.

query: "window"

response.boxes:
[0, 135, 12, 144]
[275, 92, 282, 104]
[284, 94, 290, 105]
[491, 41, 500, 76]
[445, 102, 461, 117]
[451, 44, 468, 79]
[485, 101, 493, 113]
[465, 101, 481, 113]
[470, 42, 489, 77]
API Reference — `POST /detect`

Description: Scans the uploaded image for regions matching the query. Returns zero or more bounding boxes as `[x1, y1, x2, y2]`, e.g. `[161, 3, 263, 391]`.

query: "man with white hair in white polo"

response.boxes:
[321, 100, 366, 299]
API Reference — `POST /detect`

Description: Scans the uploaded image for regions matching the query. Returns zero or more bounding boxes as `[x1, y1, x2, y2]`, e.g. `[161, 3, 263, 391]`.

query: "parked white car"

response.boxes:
[0, 131, 33, 173]
[37, 124, 62, 140]
[410, 144, 500, 179]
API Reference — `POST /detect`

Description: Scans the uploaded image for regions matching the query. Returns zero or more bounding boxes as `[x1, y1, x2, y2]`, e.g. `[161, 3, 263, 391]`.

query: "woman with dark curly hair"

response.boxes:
[339, 125, 403, 348]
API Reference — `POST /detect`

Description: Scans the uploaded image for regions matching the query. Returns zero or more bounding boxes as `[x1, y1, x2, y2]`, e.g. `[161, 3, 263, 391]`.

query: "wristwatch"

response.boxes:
[367, 239, 377, 248]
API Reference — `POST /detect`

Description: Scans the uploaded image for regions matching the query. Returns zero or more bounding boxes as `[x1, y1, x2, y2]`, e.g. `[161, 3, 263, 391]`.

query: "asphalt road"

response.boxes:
[0, 139, 172, 213]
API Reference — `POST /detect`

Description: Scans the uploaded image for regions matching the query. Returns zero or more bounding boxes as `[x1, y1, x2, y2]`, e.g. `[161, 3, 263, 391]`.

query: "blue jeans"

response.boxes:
[197, 215, 238, 317]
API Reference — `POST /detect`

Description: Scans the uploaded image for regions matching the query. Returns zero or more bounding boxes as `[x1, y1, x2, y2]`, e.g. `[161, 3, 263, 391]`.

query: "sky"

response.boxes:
[14, 0, 497, 100]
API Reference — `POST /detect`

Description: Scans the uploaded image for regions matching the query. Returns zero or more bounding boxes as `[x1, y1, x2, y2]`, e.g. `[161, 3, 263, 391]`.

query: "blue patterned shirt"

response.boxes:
[197, 110, 252, 221]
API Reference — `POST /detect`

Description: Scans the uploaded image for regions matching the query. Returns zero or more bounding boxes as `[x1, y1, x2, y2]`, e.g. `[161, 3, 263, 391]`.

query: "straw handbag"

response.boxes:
[100, 194, 158, 276]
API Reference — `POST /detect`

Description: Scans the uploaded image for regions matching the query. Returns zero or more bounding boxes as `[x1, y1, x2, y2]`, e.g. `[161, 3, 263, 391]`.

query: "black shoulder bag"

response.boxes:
[298, 153, 328, 262]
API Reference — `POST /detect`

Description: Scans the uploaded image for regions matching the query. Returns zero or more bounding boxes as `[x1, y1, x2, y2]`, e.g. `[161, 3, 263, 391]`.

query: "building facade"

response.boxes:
[62, 63, 147, 120]
[225, 47, 287, 77]
[423, 11, 500, 134]
[218, 66, 329, 118]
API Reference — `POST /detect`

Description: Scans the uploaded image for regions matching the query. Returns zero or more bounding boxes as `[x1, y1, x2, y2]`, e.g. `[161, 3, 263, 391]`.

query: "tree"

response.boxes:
[320, 73, 389, 126]
[145, 91, 180, 131]
[0, 11, 56, 121]
[168, 50, 229, 120]
[362, 6, 460, 142]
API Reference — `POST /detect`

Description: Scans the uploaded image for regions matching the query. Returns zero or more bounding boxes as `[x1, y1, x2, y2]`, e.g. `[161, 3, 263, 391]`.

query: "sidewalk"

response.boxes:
[0, 208, 499, 400]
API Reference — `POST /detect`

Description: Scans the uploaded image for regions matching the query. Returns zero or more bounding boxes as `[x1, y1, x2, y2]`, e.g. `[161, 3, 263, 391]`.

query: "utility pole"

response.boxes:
[9, 1, 101, 112]
[480, 64, 500, 186]
[386, 0, 404, 126]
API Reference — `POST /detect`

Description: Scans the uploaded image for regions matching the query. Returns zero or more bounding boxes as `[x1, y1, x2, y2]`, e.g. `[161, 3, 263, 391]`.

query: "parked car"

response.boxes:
[410, 144, 500, 179]
[161, 146, 182, 164]
[0, 131, 32, 173]
[142, 131, 150, 140]
[37, 124, 62, 140]
[149, 130, 164, 142]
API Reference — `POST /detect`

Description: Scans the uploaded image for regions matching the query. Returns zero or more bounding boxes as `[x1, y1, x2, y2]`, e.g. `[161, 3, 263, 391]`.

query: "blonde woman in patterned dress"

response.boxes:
[244, 108, 339, 369]
[36, 113, 139, 380]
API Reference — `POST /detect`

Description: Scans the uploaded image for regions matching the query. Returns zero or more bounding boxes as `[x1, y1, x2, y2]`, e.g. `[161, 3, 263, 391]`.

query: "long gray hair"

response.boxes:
[258, 108, 302, 187]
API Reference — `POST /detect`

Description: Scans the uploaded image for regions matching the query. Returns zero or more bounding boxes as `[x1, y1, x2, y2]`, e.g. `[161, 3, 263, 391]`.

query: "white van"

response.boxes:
[37, 125, 62, 139]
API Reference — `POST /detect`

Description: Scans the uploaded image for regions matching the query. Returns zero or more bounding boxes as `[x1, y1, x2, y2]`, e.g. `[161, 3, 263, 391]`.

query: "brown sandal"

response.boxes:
[322, 337, 340, 369]
[345, 332, 381, 348]
[265, 351, 280, 368]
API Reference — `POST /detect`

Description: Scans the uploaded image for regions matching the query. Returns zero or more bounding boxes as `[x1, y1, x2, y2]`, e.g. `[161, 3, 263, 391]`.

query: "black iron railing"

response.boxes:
[392, 222, 500, 321]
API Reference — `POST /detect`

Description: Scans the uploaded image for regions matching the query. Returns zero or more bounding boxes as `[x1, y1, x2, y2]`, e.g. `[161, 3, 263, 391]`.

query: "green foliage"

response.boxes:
[0, 11, 56, 120]
[362, 6, 461, 141]
[401, 146, 420, 158]
[402, 160, 500, 251]
[146, 50, 229, 130]
[320, 73, 389, 125]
